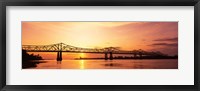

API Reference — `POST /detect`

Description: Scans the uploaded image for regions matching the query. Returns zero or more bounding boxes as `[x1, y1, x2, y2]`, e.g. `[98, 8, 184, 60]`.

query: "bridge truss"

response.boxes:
[22, 43, 166, 60]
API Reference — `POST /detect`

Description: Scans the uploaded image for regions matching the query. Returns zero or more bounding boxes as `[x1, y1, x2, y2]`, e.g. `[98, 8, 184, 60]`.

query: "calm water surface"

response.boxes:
[28, 59, 178, 69]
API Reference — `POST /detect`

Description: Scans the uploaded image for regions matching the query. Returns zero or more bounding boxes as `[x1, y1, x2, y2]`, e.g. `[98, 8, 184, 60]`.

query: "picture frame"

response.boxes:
[0, 0, 199, 91]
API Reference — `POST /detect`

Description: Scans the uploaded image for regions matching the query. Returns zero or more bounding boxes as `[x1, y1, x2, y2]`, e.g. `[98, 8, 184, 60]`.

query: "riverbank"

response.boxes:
[22, 50, 44, 68]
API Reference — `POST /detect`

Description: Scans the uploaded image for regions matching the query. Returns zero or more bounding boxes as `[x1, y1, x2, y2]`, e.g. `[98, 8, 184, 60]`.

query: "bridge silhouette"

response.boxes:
[22, 43, 166, 61]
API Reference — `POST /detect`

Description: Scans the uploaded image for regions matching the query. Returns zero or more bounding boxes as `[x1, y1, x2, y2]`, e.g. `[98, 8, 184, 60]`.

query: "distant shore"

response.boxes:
[74, 56, 178, 60]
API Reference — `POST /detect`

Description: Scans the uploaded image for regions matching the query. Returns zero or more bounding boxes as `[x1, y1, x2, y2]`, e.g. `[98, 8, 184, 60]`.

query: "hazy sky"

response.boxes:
[22, 22, 178, 59]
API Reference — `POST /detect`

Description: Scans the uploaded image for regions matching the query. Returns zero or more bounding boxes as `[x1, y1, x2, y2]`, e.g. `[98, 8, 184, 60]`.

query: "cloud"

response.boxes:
[149, 43, 178, 47]
[148, 47, 178, 56]
[154, 37, 178, 42]
[112, 22, 178, 30]
[105, 22, 178, 39]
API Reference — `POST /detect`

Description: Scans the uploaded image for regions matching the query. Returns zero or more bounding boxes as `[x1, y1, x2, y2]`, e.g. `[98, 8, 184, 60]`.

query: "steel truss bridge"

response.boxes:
[22, 43, 165, 61]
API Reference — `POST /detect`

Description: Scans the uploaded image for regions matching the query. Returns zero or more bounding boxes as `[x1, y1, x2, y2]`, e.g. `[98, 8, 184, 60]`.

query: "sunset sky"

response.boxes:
[22, 22, 178, 59]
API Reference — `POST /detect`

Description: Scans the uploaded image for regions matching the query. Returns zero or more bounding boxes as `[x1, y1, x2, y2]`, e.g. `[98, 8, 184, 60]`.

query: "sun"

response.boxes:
[80, 53, 85, 58]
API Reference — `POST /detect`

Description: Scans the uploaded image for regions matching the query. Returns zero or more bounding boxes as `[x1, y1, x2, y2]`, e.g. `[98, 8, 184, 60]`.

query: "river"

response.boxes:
[26, 59, 178, 69]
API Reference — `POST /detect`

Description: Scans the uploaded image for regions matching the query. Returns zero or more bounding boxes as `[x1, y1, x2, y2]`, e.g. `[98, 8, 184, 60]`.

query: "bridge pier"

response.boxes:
[105, 53, 108, 60]
[109, 52, 113, 60]
[57, 51, 62, 61]
[133, 54, 137, 58]
[139, 54, 142, 59]
[57, 52, 59, 61]
[59, 51, 62, 61]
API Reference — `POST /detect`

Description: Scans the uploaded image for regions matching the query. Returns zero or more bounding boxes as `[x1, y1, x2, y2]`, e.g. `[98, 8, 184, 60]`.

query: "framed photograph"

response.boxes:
[0, 0, 199, 91]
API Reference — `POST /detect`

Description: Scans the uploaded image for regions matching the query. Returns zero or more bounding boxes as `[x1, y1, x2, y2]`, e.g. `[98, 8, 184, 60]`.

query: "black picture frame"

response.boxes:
[0, 0, 199, 91]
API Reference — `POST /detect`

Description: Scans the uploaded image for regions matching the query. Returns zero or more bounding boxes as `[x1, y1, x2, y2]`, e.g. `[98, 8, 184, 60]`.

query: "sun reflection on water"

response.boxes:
[80, 60, 85, 69]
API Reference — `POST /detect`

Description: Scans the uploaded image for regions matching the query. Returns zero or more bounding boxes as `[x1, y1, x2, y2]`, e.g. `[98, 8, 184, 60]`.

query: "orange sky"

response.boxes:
[22, 22, 178, 59]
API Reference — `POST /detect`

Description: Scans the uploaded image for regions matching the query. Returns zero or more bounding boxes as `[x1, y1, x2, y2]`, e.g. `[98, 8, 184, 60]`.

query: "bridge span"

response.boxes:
[22, 43, 165, 61]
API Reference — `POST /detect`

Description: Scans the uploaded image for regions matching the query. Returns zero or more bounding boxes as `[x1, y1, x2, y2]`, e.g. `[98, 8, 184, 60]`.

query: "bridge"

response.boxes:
[22, 43, 166, 61]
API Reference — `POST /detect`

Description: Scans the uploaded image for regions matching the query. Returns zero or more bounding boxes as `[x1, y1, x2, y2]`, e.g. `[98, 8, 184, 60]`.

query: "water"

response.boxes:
[26, 59, 178, 69]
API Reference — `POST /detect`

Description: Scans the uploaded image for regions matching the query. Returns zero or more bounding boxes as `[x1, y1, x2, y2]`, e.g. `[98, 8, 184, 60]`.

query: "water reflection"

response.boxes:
[25, 59, 178, 69]
[80, 60, 85, 69]
[104, 63, 122, 67]
[57, 61, 62, 64]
